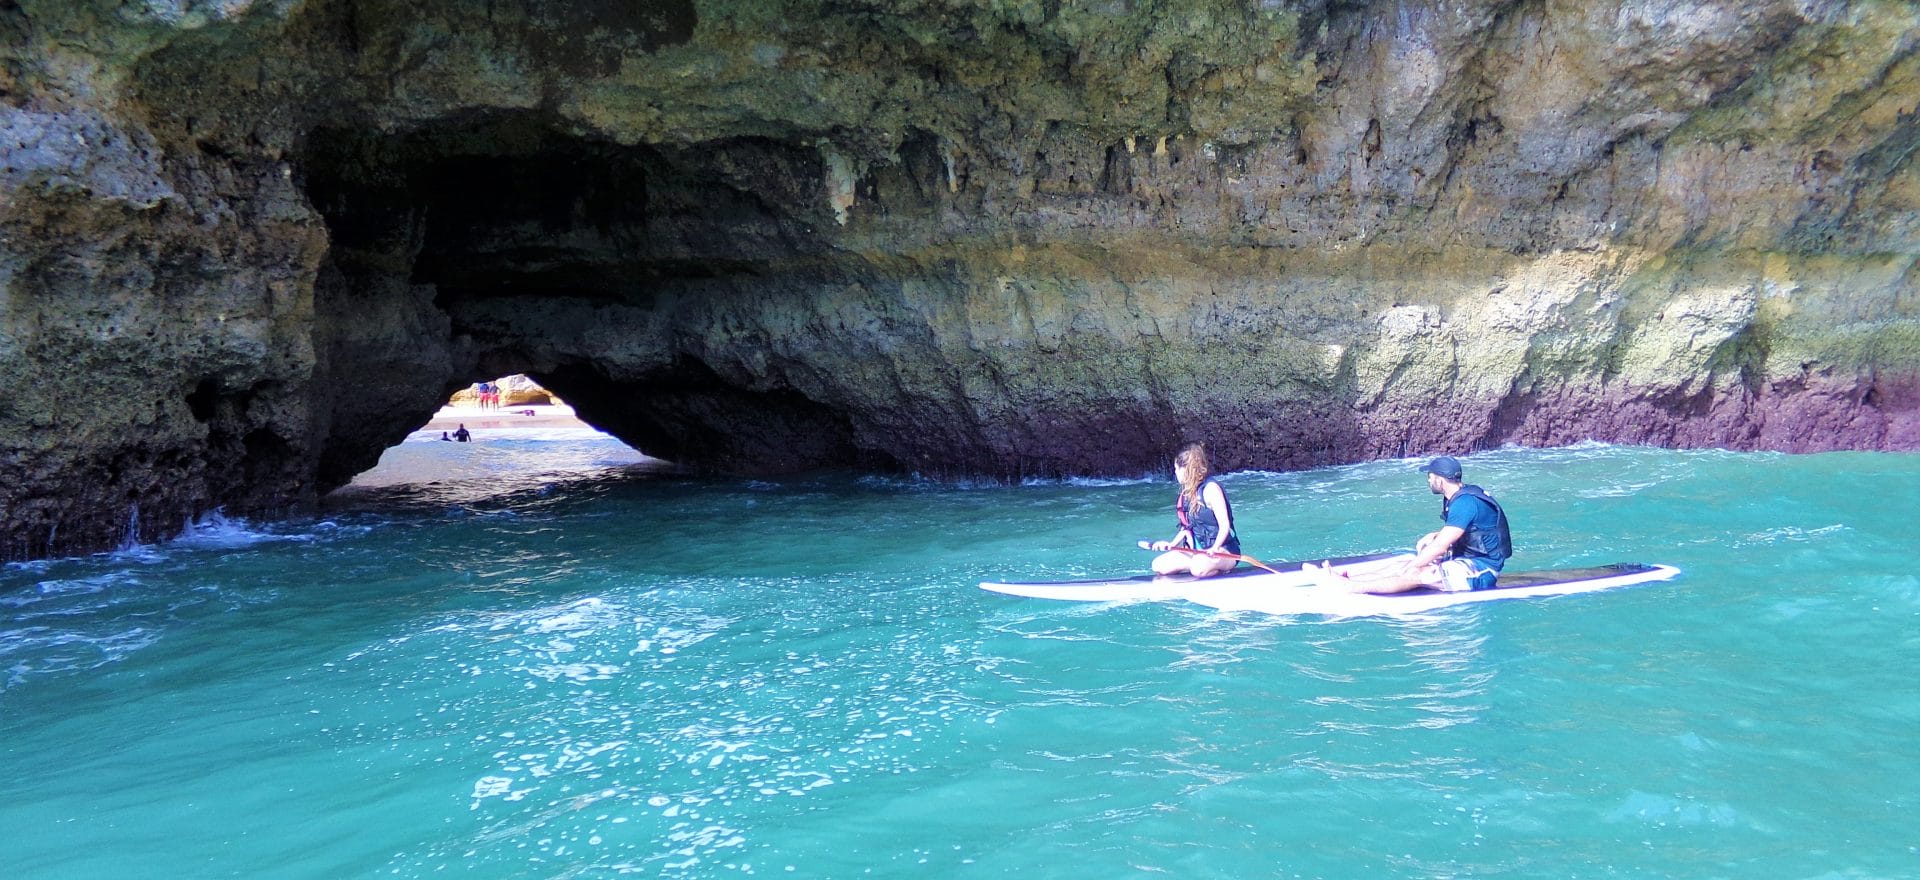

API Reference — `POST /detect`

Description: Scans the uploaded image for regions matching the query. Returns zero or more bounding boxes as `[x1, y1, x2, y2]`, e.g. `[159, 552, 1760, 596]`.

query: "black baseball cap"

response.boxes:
[1423, 456, 1463, 480]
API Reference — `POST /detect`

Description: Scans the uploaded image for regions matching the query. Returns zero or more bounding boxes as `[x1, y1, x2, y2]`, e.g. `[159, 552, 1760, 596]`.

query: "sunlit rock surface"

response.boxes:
[2, 0, 1917, 557]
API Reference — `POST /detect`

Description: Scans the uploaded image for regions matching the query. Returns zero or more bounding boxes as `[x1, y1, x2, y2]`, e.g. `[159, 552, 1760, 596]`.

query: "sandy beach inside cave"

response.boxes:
[420, 402, 594, 434]
[348, 401, 650, 489]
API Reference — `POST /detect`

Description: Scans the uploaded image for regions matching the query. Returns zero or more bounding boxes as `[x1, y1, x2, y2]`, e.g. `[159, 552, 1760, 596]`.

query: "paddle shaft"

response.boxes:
[1139, 541, 1285, 576]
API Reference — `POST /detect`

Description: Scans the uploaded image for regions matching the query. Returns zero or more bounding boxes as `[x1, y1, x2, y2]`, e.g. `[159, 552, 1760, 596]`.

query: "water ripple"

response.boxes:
[3, 444, 1918, 877]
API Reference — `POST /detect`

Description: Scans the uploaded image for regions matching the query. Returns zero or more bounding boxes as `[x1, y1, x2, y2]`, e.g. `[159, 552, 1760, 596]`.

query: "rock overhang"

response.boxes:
[1, 0, 1917, 558]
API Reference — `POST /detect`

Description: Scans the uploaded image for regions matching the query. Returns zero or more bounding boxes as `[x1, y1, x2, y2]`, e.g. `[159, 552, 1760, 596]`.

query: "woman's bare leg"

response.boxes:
[1152, 550, 1192, 575]
[1189, 554, 1239, 578]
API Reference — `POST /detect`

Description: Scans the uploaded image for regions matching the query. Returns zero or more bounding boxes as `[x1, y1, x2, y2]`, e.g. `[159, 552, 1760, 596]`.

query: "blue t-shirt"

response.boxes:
[1443, 491, 1507, 570]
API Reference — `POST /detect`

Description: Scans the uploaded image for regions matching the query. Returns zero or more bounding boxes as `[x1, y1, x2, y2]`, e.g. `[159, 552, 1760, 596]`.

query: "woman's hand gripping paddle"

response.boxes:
[1137, 540, 1284, 575]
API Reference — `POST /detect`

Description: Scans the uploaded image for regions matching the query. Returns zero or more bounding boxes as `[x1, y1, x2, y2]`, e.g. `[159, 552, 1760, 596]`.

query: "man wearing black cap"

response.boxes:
[1321, 455, 1513, 594]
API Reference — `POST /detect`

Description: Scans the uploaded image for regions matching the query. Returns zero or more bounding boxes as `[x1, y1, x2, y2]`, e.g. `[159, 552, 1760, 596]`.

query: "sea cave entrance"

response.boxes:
[299, 112, 904, 500]
[338, 374, 669, 496]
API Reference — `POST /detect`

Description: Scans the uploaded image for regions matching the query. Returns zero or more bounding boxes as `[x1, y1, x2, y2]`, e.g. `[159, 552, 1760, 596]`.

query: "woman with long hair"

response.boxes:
[1148, 443, 1240, 578]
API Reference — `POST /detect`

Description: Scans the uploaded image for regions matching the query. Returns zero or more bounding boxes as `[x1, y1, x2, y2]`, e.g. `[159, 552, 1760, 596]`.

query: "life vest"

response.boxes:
[1443, 484, 1512, 563]
[1177, 480, 1240, 554]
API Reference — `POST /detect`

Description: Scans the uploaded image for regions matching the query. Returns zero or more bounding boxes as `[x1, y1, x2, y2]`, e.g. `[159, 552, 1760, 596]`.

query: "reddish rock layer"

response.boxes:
[1, 0, 1917, 558]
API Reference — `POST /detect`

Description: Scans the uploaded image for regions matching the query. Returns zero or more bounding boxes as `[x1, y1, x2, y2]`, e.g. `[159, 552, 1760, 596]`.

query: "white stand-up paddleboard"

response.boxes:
[978, 552, 1402, 601]
[983, 556, 1681, 618]
[1186, 562, 1682, 618]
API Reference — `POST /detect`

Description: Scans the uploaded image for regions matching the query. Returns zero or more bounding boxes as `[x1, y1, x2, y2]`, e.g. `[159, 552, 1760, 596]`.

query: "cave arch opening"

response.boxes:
[297, 111, 905, 497]
[338, 372, 671, 495]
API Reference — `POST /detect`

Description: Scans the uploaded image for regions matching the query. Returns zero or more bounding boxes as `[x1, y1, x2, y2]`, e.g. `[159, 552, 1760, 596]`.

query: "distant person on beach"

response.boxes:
[439, 431, 451, 441]
[452, 424, 471, 442]
[1147, 443, 1240, 578]
[1320, 455, 1511, 594]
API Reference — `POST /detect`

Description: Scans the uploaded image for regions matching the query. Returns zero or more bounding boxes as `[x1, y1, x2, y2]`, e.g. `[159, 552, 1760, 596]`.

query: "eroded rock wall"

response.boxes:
[1, 0, 1917, 557]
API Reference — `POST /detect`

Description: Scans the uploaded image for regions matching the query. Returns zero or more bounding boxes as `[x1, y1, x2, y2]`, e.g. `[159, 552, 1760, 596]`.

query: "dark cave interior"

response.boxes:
[295, 114, 900, 487]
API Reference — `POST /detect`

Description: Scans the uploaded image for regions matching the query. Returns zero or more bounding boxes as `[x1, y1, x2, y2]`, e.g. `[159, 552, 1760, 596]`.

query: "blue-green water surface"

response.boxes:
[3, 440, 1917, 878]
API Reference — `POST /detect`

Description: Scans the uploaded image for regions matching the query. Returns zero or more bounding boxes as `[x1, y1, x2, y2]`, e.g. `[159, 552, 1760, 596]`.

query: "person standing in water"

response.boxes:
[1148, 443, 1241, 578]
[1324, 455, 1511, 594]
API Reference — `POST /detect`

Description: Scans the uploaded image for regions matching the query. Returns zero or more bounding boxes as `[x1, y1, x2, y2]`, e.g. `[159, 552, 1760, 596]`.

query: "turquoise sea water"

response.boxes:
[3, 434, 1918, 878]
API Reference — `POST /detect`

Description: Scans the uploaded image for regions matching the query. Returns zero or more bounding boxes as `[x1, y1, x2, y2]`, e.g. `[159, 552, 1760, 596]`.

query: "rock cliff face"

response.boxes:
[2, 0, 1917, 557]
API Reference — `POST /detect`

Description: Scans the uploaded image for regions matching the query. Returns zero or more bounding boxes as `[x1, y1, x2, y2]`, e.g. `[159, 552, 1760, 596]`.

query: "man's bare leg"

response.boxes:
[1310, 560, 1432, 594]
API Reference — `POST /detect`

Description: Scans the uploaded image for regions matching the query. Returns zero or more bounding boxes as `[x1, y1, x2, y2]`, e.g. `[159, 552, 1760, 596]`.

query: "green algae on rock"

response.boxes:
[1, 0, 1917, 558]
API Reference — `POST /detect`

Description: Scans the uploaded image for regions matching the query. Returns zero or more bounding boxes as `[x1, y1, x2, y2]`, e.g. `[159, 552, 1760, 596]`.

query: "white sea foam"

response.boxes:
[50, 509, 322, 567]
[0, 625, 159, 689]
[1736, 523, 1847, 547]
[520, 598, 615, 634]
[522, 662, 623, 683]
[1035, 474, 1158, 488]
[0, 572, 126, 606]
[470, 775, 518, 802]
[1574, 479, 1669, 498]
[170, 510, 315, 550]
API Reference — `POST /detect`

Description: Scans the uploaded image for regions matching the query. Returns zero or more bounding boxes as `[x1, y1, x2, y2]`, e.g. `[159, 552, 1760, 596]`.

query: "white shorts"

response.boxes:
[1417, 558, 1498, 592]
